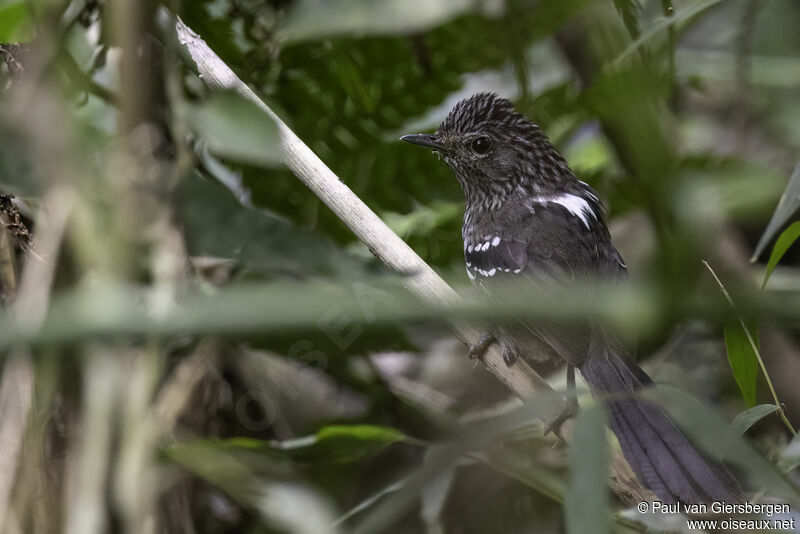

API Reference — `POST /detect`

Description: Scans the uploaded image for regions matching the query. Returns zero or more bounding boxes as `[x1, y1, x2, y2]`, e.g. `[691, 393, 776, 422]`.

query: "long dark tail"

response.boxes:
[579, 346, 742, 504]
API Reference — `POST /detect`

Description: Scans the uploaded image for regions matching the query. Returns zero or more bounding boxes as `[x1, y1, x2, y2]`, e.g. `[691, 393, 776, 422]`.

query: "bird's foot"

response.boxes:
[468, 332, 496, 360]
[500, 344, 518, 366]
[544, 397, 579, 439]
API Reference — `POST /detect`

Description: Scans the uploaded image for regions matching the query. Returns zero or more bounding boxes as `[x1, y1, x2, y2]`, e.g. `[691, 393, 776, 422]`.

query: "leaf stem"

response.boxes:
[703, 261, 796, 435]
[661, 0, 676, 101]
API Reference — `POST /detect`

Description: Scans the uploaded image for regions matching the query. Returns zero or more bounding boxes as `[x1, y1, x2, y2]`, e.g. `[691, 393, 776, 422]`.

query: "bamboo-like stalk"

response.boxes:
[170, 14, 652, 503]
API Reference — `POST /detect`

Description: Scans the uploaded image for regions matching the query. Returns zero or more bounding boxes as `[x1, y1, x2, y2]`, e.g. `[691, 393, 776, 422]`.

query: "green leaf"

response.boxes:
[181, 426, 408, 468]
[565, 404, 609, 534]
[762, 221, 800, 289]
[385, 203, 460, 234]
[753, 162, 800, 261]
[270, 424, 410, 463]
[188, 91, 282, 167]
[724, 321, 759, 408]
[278, 0, 501, 43]
[176, 174, 363, 277]
[730, 404, 780, 435]
[169, 425, 408, 469]
[0, 2, 33, 42]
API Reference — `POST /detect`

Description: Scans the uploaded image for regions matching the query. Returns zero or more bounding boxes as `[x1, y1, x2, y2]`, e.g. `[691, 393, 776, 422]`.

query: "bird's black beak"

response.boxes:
[400, 133, 446, 151]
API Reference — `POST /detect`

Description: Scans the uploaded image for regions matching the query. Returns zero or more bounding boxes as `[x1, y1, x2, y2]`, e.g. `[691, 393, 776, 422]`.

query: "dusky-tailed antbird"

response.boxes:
[401, 92, 742, 504]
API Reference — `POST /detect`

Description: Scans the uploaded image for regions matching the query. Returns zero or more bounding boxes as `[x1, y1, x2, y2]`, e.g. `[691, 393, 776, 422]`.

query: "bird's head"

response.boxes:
[401, 92, 572, 201]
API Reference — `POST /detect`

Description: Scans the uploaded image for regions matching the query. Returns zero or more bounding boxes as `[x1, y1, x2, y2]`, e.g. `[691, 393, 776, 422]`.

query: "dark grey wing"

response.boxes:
[466, 202, 627, 366]
[466, 238, 528, 277]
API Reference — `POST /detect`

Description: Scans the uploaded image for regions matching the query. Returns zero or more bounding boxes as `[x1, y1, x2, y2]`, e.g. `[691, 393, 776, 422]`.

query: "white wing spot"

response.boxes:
[533, 193, 596, 229]
[491, 236, 500, 247]
[467, 244, 473, 253]
[487, 268, 496, 276]
[579, 181, 599, 201]
[466, 266, 475, 280]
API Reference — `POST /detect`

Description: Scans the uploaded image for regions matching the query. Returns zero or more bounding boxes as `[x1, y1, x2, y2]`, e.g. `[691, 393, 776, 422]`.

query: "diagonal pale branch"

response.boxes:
[169, 14, 652, 503]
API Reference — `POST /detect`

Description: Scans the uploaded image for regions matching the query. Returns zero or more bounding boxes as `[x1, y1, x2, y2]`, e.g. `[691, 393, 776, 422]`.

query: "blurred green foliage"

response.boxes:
[2, 0, 800, 533]
[0, 1, 33, 42]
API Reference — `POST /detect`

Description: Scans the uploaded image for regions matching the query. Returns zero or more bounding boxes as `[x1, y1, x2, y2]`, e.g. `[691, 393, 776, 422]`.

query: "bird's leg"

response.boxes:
[500, 342, 519, 366]
[468, 332, 497, 360]
[544, 365, 579, 438]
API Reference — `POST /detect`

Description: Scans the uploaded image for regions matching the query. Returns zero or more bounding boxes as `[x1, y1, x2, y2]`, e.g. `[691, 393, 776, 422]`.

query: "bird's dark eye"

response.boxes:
[471, 136, 492, 155]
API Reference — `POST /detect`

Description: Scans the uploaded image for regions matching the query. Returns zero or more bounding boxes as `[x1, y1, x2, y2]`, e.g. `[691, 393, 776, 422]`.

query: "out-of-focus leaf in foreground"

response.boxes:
[565, 404, 609, 534]
[278, 0, 503, 42]
[762, 221, 800, 289]
[255, 481, 339, 534]
[165, 439, 338, 534]
[753, 162, 800, 261]
[730, 404, 781, 435]
[419, 446, 456, 533]
[165, 439, 293, 504]
[266, 424, 411, 463]
[0, 1, 33, 42]
[176, 174, 364, 277]
[723, 320, 759, 408]
[171, 425, 410, 472]
[188, 91, 282, 167]
[780, 432, 800, 473]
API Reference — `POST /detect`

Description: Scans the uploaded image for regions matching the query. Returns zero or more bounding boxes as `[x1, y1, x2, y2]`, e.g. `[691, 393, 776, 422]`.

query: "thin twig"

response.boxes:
[59, 51, 120, 107]
[661, 0, 676, 107]
[702, 260, 796, 435]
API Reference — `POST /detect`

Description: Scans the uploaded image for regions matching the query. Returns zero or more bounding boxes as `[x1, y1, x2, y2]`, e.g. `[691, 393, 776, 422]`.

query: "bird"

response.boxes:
[401, 92, 741, 505]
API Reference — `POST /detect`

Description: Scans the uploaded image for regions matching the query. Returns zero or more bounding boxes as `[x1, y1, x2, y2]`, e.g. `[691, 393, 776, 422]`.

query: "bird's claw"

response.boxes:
[468, 332, 496, 360]
[544, 398, 579, 438]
